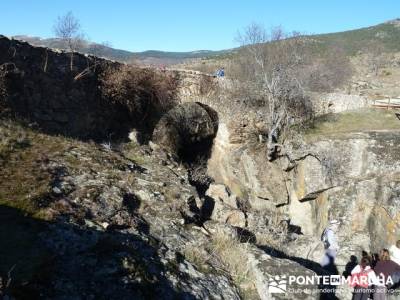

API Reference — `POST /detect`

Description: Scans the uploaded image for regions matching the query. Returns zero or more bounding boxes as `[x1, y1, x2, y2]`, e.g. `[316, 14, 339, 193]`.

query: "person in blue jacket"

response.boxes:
[215, 67, 225, 77]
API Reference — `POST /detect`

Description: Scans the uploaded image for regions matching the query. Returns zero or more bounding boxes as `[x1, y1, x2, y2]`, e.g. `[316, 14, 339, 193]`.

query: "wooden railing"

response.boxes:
[372, 97, 400, 109]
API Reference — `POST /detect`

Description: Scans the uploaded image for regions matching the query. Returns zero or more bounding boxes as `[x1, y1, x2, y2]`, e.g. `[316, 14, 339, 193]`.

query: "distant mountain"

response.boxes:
[10, 19, 400, 66]
[11, 35, 231, 65]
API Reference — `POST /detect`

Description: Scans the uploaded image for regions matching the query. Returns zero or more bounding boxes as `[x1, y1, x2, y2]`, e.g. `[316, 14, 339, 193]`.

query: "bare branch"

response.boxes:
[53, 11, 83, 70]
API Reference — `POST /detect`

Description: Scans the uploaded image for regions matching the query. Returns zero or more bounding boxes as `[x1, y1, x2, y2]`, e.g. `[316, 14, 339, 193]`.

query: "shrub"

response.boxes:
[0, 65, 9, 114]
[100, 65, 179, 131]
[198, 74, 218, 96]
[183, 244, 211, 273]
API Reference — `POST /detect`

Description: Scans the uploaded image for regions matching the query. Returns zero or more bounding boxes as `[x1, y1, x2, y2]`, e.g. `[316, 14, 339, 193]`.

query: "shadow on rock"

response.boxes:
[0, 205, 197, 300]
[258, 244, 340, 300]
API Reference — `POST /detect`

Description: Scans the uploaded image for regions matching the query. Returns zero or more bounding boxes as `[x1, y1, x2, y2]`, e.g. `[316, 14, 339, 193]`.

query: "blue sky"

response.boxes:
[1, 1, 399, 52]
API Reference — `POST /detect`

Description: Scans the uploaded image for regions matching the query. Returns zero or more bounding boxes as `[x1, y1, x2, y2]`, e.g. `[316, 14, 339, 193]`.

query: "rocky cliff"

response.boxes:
[207, 108, 400, 268]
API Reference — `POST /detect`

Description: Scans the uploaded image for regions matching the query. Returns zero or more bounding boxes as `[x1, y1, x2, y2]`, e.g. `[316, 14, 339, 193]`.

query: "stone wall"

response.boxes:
[174, 74, 372, 116]
[168, 68, 227, 104]
[310, 92, 371, 115]
[0, 35, 139, 140]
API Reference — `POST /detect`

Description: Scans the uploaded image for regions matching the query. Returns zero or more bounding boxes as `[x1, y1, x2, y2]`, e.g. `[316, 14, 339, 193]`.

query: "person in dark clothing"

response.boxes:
[344, 255, 359, 278]
[371, 253, 380, 269]
[214, 67, 225, 78]
[362, 250, 372, 264]
[373, 249, 400, 300]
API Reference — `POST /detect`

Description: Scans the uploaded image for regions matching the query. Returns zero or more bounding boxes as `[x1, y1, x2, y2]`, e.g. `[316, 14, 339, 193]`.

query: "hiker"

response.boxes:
[344, 255, 359, 279]
[351, 257, 375, 300]
[321, 220, 340, 268]
[373, 249, 400, 300]
[389, 240, 400, 266]
[215, 67, 225, 78]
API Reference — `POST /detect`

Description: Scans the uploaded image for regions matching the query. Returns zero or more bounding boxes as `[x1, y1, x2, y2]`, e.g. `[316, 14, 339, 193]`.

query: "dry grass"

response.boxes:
[0, 120, 133, 219]
[0, 120, 147, 296]
[184, 231, 254, 288]
[303, 108, 400, 141]
[121, 141, 147, 165]
[0, 122, 60, 219]
[183, 244, 211, 273]
[208, 231, 252, 286]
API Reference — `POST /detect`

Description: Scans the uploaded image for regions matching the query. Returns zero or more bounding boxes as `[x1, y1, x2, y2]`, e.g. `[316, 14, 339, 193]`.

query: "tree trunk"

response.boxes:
[70, 52, 74, 71]
[267, 128, 276, 161]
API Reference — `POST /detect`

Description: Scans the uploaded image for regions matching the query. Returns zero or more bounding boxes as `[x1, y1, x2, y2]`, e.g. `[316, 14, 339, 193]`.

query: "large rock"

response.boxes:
[152, 102, 218, 161]
[207, 122, 289, 210]
[205, 184, 246, 227]
[206, 183, 238, 209]
[284, 130, 400, 279]
[247, 247, 319, 300]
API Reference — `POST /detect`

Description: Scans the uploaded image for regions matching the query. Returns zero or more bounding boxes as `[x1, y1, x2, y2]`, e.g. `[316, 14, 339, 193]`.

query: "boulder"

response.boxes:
[207, 196, 246, 227]
[206, 183, 238, 209]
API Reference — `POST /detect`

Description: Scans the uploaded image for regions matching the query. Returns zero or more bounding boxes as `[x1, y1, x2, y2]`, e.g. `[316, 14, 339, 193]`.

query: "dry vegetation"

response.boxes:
[0, 122, 56, 219]
[184, 231, 253, 288]
[208, 232, 252, 286]
[100, 65, 179, 131]
[0, 119, 146, 220]
[0, 65, 8, 113]
[0, 119, 150, 296]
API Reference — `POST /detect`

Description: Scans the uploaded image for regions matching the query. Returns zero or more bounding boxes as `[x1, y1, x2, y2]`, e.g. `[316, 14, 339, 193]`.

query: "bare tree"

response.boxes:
[53, 11, 83, 71]
[233, 23, 352, 160]
[365, 43, 388, 76]
[235, 23, 313, 160]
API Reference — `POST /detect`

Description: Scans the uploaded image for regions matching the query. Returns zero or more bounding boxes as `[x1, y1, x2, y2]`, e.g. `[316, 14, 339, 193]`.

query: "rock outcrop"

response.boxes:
[0, 120, 242, 299]
[0, 118, 324, 300]
[208, 122, 289, 210]
[207, 115, 400, 278]
[287, 130, 400, 267]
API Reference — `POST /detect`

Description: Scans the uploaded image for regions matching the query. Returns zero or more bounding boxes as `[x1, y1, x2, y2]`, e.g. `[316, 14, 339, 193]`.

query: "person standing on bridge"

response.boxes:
[215, 67, 225, 78]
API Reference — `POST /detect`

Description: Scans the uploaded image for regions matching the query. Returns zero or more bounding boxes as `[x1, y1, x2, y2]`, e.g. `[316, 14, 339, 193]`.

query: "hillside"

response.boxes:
[312, 19, 400, 55]
[12, 35, 230, 65]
